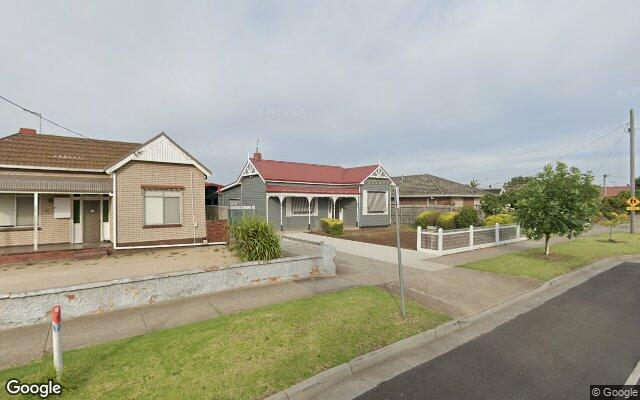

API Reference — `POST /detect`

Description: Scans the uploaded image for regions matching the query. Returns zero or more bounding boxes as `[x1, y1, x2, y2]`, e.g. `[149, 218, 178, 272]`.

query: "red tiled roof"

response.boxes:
[603, 186, 629, 197]
[251, 158, 378, 184]
[266, 185, 359, 195]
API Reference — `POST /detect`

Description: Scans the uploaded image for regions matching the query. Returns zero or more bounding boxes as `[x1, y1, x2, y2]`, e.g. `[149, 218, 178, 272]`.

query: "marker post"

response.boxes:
[51, 305, 63, 378]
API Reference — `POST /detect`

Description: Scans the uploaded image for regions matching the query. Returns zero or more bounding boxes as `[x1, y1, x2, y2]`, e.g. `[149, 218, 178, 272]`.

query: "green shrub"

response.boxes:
[436, 211, 459, 230]
[415, 211, 440, 228]
[455, 206, 479, 228]
[320, 218, 344, 235]
[483, 213, 516, 226]
[230, 217, 281, 262]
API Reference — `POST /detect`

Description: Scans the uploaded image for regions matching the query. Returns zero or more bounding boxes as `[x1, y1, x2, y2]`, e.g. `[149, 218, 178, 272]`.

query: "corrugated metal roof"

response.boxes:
[0, 175, 112, 193]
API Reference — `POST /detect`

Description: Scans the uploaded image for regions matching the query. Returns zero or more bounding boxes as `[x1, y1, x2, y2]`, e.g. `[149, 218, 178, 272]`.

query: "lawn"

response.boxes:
[311, 226, 418, 250]
[0, 286, 449, 400]
[459, 232, 640, 281]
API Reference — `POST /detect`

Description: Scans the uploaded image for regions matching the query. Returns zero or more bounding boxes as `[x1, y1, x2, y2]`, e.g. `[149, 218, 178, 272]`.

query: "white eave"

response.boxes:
[105, 132, 212, 176]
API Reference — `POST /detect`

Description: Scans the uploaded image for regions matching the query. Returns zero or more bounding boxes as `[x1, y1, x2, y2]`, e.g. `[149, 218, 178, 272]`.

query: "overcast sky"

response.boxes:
[1, 1, 639, 187]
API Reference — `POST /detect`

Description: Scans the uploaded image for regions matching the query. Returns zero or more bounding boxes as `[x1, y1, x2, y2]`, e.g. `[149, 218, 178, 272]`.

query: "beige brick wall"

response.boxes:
[113, 161, 206, 246]
[0, 194, 72, 247]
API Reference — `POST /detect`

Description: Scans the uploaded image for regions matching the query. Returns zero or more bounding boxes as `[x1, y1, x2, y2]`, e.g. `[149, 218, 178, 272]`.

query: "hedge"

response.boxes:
[436, 211, 458, 230]
[454, 206, 479, 228]
[320, 218, 344, 235]
[415, 211, 440, 228]
[483, 213, 516, 226]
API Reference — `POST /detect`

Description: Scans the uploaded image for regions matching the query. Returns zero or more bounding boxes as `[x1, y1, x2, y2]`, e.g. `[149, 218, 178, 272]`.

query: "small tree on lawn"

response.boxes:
[515, 162, 600, 255]
[599, 212, 628, 242]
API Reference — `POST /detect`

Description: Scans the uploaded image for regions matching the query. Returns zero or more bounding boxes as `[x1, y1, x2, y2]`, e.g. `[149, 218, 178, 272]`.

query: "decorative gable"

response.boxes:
[106, 133, 210, 175]
[364, 166, 391, 181]
[241, 161, 259, 177]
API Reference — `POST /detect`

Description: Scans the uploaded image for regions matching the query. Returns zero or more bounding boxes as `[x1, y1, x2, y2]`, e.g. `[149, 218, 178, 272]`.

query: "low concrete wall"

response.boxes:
[0, 244, 336, 330]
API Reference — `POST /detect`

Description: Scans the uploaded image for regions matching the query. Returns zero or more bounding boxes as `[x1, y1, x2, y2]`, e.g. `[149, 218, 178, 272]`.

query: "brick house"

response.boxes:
[0, 128, 213, 252]
[393, 174, 486, 208]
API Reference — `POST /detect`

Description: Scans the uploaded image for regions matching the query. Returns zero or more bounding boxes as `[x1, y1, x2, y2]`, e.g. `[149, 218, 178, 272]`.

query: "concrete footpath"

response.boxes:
[267, 255, 640, 400]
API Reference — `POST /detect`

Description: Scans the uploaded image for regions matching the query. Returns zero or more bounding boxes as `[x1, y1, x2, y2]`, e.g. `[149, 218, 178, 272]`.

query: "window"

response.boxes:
[0, 194, 37, 227]
[286, 197, 318, 217]
[102, 199, 109, 222]
[144, 190, 181, 225]
[364, 190, 388, 215]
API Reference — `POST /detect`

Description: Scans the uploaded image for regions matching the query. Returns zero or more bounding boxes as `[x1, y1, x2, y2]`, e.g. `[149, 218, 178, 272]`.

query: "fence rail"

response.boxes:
[417, 224, 525, 255]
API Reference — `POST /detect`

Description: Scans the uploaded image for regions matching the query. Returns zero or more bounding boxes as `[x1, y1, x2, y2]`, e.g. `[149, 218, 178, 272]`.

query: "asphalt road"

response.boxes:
[356, 262, 640, 400]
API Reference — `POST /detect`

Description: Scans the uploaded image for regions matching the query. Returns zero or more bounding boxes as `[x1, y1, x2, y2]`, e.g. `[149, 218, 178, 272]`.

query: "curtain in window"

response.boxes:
[163, 191, 180, 224]
[0, 195, 13, 226]
[290, 197, 316, 215]
[16, 196, 34, 226]
[144, 190, 181, 225]
[367, 191, 387, 213]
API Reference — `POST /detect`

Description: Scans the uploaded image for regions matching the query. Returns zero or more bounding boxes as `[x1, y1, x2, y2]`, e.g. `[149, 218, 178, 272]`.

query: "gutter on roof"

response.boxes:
[0, 164, 106, 173]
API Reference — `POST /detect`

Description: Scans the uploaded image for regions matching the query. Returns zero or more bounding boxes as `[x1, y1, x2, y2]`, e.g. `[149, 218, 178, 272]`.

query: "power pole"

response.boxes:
[602, 174, 607, 200]
[630, 109, 636, 233]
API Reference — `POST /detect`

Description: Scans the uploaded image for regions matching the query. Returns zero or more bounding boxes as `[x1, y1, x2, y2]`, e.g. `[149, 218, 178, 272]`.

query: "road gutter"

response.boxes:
[266, 255, 640, 400]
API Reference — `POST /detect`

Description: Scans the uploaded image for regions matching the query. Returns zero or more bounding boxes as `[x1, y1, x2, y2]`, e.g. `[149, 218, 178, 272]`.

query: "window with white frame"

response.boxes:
[286, 197, 318, 216]
[0, 194, 36, 227]
[364, 190, 388, 215]
[144, 190, 181, 225]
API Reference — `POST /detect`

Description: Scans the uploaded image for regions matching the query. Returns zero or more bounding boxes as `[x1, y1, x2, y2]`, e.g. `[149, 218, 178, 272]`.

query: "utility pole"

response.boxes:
[602, 174, 607, 200]
[630, 109, 636, 234]
[394, 186, 406, 318]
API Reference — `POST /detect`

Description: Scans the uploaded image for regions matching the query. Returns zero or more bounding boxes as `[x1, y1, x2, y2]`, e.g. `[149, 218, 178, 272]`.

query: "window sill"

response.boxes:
[0, 226, 42, 232]
[143, 224, 182, 229]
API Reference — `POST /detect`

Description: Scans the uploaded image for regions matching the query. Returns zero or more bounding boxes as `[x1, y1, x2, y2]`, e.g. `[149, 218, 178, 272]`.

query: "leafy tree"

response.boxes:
[515, 162, 600, 255]
[599, 212, 628, 242]
[469, 178, 479, 189]
[480, 193, 506, 215]
[504, 176, 534, 191]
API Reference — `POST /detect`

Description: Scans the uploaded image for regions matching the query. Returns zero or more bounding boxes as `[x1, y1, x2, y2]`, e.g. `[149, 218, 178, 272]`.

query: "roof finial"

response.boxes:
[256, 139, 260, 153]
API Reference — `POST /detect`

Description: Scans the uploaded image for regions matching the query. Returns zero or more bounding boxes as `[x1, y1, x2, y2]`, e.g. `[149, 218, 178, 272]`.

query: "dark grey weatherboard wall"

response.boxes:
[359, 178, 392, 227]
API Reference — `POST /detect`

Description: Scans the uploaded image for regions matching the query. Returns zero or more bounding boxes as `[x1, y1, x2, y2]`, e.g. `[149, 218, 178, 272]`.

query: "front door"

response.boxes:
[82, 200, 101, 243]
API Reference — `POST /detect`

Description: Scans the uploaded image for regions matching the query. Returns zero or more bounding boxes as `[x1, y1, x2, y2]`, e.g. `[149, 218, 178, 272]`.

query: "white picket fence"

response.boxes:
[417, 224, 526, 256]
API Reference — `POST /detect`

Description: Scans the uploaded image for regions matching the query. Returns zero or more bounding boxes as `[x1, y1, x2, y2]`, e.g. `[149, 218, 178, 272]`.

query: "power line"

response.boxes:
[595, 130, 626, 175]
[0, 94, 90, 139]
[484, 122, 629, 187]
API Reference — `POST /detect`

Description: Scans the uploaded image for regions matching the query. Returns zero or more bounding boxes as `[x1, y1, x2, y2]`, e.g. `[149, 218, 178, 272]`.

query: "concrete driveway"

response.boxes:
[282, 240, 541, 319]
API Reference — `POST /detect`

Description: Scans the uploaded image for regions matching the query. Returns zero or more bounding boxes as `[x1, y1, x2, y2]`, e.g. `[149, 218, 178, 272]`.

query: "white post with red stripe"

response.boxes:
[51, 305, 63, 377]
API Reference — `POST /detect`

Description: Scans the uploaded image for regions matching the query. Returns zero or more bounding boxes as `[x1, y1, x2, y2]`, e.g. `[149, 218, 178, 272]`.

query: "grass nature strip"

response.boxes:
[459, 232, 640, 281]
[0, 286, 449, 400]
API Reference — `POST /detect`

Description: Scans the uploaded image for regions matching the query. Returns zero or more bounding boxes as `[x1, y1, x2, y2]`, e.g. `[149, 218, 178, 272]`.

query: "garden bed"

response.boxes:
[310, 226, 417, 250]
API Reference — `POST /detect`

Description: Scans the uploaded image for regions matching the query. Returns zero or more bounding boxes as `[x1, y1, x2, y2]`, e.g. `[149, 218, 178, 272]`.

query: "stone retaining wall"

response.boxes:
[0, 244, 335, 330]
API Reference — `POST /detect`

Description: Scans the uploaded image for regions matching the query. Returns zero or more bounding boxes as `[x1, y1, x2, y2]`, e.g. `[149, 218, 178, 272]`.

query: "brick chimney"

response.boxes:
[252, 151, 262, 161]
[18, 128, 37, 135]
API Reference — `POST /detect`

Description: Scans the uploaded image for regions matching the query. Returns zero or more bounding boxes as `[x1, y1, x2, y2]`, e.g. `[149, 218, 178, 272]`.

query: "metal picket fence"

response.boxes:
[417, 224, 526, 256]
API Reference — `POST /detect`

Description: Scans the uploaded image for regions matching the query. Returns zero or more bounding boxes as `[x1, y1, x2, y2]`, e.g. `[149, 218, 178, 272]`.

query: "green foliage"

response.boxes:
[600, 195, 626, 214]
[436, 211, 458, 230]
[230, 217, 282, 262]
[320, 218, 344, 235]
[480, 193, 505, 215]
[455, 206, 479, 228]
[515, 162, 600, 255]
[599, 211, 628, 242]
[483, 213, 516, 226]
[415, 210, 440, 228]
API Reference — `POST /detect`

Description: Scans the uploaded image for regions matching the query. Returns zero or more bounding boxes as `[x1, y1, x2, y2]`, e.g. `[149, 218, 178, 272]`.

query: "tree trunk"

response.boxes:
[544, 234, 551, 255]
